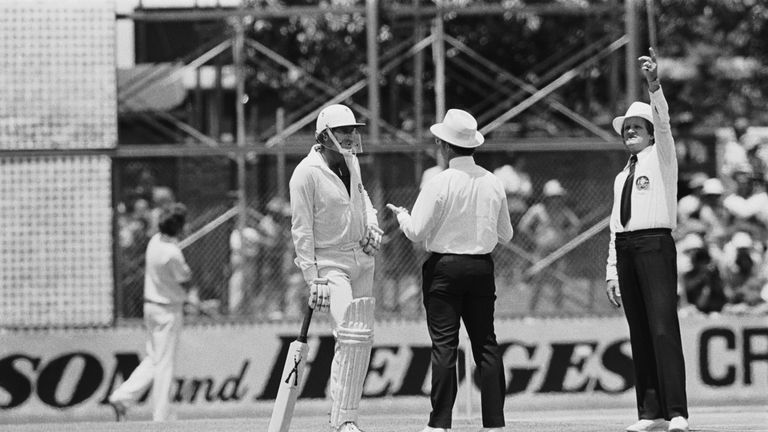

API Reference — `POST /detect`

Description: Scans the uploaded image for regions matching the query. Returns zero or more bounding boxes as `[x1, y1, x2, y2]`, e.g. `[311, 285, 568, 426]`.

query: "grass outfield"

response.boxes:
[1, 402, 765, 432]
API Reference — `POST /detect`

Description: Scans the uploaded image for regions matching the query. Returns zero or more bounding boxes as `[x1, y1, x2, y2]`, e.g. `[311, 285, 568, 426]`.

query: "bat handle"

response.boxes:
[297, 305, 313, 343]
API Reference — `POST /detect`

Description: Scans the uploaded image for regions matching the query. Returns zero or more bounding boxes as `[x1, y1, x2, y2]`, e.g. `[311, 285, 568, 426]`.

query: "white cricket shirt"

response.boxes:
[143, 233, 192, 305]
[606, 87, 678, 281]
[396, 156, 514, 254]
[289, 145, 379, 284]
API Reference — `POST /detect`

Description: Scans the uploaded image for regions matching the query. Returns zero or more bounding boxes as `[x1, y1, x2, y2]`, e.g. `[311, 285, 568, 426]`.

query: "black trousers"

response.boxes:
[422, 253, 506, 429]
[615, 228, 688, 420]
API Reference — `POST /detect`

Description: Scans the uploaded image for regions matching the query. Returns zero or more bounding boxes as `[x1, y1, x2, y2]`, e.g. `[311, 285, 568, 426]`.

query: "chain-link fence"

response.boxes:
[114, 147, 627, 324]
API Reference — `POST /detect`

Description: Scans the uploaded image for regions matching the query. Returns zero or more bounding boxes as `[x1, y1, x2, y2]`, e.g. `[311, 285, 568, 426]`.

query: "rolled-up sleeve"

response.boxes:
[497, 192, 514, 243]
[289, 166, 318, 284]
[397, 180, 440, 243]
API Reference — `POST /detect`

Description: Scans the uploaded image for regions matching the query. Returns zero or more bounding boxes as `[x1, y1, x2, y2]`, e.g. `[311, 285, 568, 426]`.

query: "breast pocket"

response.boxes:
[633, 174, 652, 195]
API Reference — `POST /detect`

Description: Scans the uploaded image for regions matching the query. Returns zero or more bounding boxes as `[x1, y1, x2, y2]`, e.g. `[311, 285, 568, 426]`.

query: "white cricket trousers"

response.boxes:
[316, 244, 375, 427]
[110, 302, 183, 421]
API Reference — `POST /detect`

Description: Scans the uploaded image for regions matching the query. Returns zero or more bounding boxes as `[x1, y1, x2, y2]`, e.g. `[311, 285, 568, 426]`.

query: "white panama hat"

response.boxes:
[430, 109, 484, 148]
[701, 178, 724, 195]
[542, 179, 566, 197]
[612, 101, 654, 135]
[315, 104, 365, 136]
[730, 231, 753, 249]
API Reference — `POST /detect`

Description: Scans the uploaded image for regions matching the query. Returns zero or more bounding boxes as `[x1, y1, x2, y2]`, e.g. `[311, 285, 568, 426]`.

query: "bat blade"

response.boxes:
[267, 340, 309, 432]
[268, 306, 313, 432]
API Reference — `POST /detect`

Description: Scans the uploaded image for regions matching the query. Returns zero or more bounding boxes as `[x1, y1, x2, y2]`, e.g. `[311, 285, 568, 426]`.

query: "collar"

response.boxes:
[306, 144, 327, 167]
[626, 145, 653, 168]
[448, 156, 476, 169]
[159, 234, 179, 244]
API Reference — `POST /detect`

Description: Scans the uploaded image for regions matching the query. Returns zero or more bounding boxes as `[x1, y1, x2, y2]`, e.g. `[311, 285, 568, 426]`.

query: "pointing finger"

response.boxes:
[648, 47, 657, 61]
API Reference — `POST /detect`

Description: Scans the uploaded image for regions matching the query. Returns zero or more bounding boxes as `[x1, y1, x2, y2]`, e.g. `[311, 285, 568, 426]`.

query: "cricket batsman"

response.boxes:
[288, 103, 382, 432]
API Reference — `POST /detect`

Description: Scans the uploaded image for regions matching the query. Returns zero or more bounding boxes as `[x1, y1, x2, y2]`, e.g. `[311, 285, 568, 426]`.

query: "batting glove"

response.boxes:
[308, 277, 330, 312]
[360, 225, 383, 256]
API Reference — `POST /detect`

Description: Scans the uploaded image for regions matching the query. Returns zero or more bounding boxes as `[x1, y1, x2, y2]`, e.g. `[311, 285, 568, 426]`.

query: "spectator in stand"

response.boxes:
[493, 153, 533, 223]
[259, 196, 293, 320]
[676, 233, 727, 315]
[148, 186, 176, 236]
[722, 165, 768, 242]
[677, 172, 708, 226]
[228, 226, 261, 315]
[518, 179, 581, 260]
[720, 117, 751, 181]
[721, 232, 768, 315]
[677, 178, 729, 244]
[518, 179, 581, 309]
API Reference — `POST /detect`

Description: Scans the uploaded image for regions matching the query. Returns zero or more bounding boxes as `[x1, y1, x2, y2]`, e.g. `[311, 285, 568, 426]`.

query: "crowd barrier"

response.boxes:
[1, 314, 765, 422]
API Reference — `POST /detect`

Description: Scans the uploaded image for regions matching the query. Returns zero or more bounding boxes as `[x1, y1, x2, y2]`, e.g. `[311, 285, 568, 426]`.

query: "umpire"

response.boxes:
[605, 48, 689, 432]
[388, 109, 513, 432]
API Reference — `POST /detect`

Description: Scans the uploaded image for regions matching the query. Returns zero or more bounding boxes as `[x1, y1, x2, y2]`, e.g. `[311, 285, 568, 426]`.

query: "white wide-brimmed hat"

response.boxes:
[612, 102, 653, 135]
[701, 178, 724, 195]
[430, 109, 484, 148]
[542, 179, 566, 197]
[730, 231, 753, 249]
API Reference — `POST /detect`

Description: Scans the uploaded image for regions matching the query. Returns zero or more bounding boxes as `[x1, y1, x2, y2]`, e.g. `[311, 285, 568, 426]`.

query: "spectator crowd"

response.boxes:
[675, 121, 768, 316]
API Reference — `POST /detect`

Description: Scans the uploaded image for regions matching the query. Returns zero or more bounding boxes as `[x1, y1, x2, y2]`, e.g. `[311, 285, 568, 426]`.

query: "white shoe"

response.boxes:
[626, 418, 667, 432]
[668, 416, 689, 432]
[336, 422, 365, 432]
[420, 427, 450, 432]
[107, 396, 127, 422]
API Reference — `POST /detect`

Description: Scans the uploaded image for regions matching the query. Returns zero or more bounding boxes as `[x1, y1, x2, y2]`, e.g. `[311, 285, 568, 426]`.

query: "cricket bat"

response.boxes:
[267, 305, 314, 432]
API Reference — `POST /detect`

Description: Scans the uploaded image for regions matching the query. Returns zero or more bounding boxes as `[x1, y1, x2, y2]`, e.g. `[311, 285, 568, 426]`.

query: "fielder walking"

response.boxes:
[289, 104, 382, 432]
[388, 109, 513, 432]
[109, 203, 196, 421]
[605, 48, 689, 432]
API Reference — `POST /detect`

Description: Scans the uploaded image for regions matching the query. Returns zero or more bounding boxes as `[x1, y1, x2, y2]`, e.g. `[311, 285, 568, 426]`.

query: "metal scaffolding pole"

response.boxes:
[625, 0, 640, 104]
[233, 18, 248, 233]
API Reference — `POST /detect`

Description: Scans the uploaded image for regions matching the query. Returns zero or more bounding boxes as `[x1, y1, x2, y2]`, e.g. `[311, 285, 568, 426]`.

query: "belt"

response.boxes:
[616, 228, 671, 239]
[317, 241, 361, 252]
[143, 299, 181, 307]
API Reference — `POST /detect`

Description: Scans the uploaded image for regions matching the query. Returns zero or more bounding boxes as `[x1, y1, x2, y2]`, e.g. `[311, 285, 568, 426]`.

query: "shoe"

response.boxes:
[626, 418, 666, 432]
[479, 428, 504, 432]
[108, 399, 127, 422]
[668, 417, 688, 432]
[420, 427, 450, 432]
[336, 422, 365, 432]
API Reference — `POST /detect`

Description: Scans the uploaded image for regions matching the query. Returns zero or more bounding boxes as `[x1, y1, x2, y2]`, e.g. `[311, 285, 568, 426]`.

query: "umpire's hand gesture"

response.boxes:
[638, 47, 660, 91]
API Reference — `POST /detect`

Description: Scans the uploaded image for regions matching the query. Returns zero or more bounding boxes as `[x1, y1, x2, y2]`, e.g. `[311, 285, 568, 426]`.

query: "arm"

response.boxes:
[639, 48, 675, 167]
[396, 180, 441, 243]
[497, 192, 514, 243]
[289, 167, 318, 284]
[605, 230, 621, 307]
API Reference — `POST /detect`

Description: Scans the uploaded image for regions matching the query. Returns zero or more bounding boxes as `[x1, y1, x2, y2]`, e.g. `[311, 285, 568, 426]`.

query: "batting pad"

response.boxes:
[330, 297, 375, 428]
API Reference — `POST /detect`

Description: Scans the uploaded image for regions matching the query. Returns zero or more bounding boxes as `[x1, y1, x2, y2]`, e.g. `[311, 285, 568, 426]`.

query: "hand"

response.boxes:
[360, 225, 383, 256]
[308, 277, 330, 312]
[386, 203, 408, 215]
[637, 47, 659, 84]
[606, 280, 622, 308]
[187, 286, 201, 307]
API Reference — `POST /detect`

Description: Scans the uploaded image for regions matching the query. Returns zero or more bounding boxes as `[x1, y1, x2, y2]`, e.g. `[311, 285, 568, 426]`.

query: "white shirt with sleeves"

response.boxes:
[396, 156, 514, 254]
[606, 87, 678, 281]
[143, 233, 192, 305]
[289, 145, 379, 284]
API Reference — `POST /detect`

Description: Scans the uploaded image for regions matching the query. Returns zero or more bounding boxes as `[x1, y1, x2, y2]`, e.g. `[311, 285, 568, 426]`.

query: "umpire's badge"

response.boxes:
[636, 176, 650, 190]
[358, 183, 363, 193]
